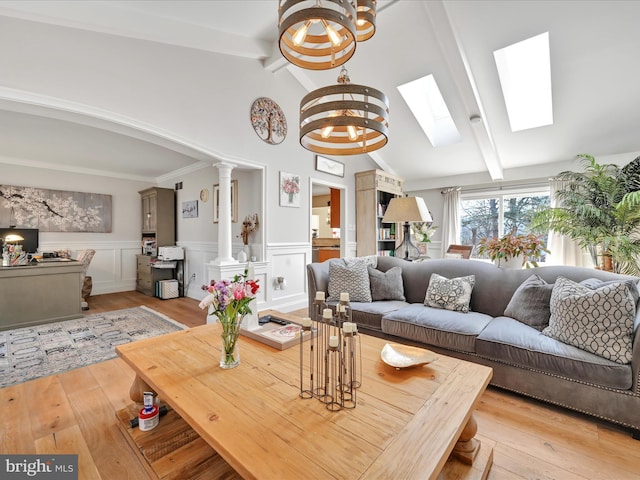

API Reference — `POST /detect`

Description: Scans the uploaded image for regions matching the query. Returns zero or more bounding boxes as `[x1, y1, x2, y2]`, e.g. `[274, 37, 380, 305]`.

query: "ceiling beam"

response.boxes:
[423, 0, 503, 180]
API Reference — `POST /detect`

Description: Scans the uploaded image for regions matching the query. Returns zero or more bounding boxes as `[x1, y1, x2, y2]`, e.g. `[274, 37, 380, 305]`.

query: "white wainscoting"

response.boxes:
[39, 240, 140, 295]
[266, 242, 312, 312]
[178, 241, 311, 313]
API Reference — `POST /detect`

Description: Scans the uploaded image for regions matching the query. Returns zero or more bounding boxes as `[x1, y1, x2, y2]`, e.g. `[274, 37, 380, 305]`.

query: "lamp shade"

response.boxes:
[278, 0, 357, 70]
[382, 197, 432, 223]
[300, 67, 389, 156]
[4, 234, 24, 243]
[355, 0, 376, 41]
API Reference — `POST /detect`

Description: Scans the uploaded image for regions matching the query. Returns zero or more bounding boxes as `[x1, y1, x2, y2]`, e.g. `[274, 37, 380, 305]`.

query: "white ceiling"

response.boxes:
[1, 0, 640, 187]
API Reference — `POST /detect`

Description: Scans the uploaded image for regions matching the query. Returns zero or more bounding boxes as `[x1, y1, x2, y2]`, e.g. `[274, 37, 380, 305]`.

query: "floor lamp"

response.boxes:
[382, 197, 432, 261]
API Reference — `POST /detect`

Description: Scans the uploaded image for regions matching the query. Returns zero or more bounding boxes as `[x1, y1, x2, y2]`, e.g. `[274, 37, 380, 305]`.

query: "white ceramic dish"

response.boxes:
[381, 343, 438, 369]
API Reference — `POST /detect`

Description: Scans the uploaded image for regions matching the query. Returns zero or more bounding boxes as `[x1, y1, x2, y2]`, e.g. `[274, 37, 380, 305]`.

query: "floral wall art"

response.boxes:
[280, 172, 300, 207]
[0, 184, 112, 232]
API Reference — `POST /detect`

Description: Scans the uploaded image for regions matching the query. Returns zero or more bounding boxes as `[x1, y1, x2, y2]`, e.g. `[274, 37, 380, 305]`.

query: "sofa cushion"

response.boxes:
[368, 266, 405, 301]
[327, 260, 372, 303]
[542, 277, 635, 364]
[503, 274, 553, 330]
[346, 300, 410, 332]
[477, 316, 632, 390]
[424, 273, 475, 313]
[382, 304, 492, 353]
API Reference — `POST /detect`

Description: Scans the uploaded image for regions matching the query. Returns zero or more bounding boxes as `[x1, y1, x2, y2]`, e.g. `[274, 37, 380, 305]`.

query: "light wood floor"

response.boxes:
[2, 291, 639, 479]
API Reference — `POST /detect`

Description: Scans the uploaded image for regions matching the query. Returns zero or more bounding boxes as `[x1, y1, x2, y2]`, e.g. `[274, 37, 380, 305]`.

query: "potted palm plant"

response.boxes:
[531, 154, 640, 275]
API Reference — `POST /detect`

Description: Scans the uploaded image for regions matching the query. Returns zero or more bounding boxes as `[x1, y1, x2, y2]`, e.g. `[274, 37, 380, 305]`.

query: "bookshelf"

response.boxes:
[355, 170, 404, 257]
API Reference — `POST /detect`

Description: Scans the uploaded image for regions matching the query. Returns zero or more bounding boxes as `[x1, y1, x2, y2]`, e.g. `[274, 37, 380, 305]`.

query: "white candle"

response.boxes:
[340, 292, 350, 302]
[323, 308, 333, 319]
[343, 323, 352, 333]
[336, 304, 345, 313]
[316, 291, 326, 301]
[353, 323, 358, 332]
[329, 336, 339, 348]
[302, 317, 312, 327]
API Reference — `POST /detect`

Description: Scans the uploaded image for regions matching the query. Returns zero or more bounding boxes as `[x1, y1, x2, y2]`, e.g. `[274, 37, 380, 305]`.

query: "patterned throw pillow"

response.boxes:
[504, 274, 554, 330]
[368, 266, 405, 301]
[424, 273, 475, 313]
[327, 260, 372, 302]
[542, 276, 635, 364]
[580, 277, 640, 306]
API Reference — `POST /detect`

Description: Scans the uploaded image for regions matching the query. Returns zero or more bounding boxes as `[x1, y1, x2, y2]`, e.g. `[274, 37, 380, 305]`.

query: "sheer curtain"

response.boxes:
[546, 179, 591, 267]
[441, 187, 461, 257]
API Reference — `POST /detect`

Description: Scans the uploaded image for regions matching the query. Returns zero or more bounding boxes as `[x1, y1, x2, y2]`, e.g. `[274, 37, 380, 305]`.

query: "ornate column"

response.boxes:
[212, 162, 237, 265]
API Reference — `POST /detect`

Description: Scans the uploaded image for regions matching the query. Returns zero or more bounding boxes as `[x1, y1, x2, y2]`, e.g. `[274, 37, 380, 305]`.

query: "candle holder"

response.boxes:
[325, 336, 343, 411]
[314, 308, 333, 400]
[299, 292, 362, 412]
[313, 292, 327, 321]
[341, 325, 356, 409]
[299, 318, 314, 399]
[352, 323, 362, 389]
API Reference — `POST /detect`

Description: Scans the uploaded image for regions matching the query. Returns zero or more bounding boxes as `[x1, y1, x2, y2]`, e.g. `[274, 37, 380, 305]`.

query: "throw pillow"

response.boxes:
[580, 277, 640, 306]
[327, 260, 372, 303]
[368, 266, 405, 301]
[424, 273, 475, 313]
[504, 274, 554, 330]
[542, 276, 635, 364]
[350, 255, 378, 269]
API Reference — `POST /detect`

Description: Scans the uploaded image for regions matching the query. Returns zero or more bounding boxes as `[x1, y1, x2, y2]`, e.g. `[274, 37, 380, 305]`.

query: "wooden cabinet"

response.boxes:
[136, 254, 174, 296]
[355, 170, 403, 257]
[137, 187, 176, 296]
[330, 188, 341, 228]
[139, 187, 175, 249]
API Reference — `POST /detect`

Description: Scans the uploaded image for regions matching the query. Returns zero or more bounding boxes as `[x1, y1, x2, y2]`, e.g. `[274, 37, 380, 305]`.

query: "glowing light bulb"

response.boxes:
[321, 125, 334, 138]
[347, 125, 358, 141]
[293, 21, 311, 46]
[321, 19, 341, 46]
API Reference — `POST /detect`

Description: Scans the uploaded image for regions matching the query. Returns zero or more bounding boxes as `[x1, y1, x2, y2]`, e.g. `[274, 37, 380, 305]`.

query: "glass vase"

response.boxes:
[219, 314, 244, 369]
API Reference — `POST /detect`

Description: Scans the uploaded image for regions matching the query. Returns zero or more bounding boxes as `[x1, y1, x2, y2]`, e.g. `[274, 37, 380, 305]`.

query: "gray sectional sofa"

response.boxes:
[306, 256, 640, 438]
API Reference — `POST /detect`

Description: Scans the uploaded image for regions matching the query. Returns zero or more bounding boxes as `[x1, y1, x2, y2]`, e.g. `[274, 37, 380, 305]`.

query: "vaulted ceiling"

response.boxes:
[1, 0, 639, 188]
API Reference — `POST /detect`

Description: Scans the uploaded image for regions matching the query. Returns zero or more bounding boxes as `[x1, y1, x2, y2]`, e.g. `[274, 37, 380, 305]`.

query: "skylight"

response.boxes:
[494, 32, 553, 132]
[397, 74, 461, 147]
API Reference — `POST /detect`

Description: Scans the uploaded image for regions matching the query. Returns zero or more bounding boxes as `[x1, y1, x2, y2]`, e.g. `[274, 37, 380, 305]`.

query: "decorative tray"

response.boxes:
[381, 343, 438, 369]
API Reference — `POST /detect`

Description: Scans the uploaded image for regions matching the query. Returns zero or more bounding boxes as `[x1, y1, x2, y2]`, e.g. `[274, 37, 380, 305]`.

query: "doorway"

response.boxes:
[310, 179, 345, 262]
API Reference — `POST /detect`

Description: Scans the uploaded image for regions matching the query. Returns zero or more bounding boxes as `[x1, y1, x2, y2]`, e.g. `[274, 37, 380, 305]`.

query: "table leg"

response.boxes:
[451, 413, 480, 465]
[129, 374, 154, 405]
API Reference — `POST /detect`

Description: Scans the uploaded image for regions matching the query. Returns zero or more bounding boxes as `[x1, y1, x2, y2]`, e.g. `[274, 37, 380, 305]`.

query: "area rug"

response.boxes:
[0, 306, 186, 389]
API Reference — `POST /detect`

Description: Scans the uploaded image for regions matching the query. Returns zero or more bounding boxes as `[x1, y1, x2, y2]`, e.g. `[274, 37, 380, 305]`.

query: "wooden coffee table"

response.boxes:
[116, 310, 493, 479]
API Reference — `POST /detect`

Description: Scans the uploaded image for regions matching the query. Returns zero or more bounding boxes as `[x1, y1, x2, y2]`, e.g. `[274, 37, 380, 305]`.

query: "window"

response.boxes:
[397, 74, 461, 147]
[460, 188, 550, 260]
[494, 32, 553, 132]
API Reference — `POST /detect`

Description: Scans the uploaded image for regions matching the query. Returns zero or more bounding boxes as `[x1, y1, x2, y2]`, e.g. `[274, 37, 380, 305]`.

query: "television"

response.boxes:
[0, 228, 39, 254]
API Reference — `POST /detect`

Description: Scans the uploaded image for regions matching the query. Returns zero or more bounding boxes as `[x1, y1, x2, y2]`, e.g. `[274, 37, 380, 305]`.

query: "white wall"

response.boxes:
[0, 16, 378, 311]
[0, 162, 151, 294]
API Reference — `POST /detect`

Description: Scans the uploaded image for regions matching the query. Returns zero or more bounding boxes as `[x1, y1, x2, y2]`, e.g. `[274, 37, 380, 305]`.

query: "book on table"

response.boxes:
[240, 317, 312, 350]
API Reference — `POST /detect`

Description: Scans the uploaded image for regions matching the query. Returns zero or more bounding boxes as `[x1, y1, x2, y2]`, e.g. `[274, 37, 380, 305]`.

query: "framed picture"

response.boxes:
[315, 155, 345, 177]
[182, 200, 198, 219]
[416, 242, 429, 257]
[213, 180, 238, 223]
[280, 171, 301, 207]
